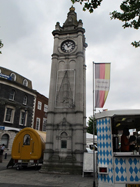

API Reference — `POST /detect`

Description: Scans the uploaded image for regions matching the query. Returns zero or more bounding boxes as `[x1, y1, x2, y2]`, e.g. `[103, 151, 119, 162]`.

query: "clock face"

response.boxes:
[61, 40, 75, 53]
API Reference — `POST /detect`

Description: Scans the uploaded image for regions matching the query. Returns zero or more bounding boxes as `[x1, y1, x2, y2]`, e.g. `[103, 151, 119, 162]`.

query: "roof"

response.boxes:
[0, 66, 32, 89]
[95, 109, 140, 132]
[95, 109, 140, 119]
[86, 132, 97, 139]
[86, 133, 97, 144]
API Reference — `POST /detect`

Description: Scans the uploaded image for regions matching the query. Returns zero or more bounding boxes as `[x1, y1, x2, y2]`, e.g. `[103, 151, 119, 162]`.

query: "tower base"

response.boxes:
[40, 163, 82, 175]
[40, 154, 83, 175]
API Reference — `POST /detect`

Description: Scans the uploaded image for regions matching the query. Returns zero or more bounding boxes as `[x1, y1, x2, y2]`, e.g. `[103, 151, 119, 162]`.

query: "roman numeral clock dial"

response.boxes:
[61, 40, 75, 53]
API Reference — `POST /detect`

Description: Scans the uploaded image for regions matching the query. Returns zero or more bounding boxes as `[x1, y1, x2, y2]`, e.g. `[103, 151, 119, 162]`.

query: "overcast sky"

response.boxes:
[0, 0, 140, 122]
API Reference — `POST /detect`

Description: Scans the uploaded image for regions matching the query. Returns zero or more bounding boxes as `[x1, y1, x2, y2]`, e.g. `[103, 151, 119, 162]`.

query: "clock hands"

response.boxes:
[61, 40, 75, 53]
[64, 42, 73, 50]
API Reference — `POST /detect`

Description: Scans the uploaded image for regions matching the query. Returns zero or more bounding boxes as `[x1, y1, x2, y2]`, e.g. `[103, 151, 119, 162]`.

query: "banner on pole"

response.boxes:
[95, 63, 111, 108]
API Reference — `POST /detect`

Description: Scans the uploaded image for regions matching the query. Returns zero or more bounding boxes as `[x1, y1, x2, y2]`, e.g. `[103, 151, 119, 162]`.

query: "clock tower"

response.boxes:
[41, 6, 87, 174]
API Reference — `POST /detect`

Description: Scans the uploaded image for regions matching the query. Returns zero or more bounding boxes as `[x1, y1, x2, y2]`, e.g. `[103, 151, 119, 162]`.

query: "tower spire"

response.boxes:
[69, 5, 75, 12]
[63, 6, 78, 28]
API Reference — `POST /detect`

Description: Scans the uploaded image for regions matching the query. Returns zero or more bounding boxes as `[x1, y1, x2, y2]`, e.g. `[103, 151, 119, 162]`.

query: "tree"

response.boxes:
[87, 116, 97, 135]
[71, 0, 102, 13]
[0, 40, 3, 54]
[71, 0, 140, 47]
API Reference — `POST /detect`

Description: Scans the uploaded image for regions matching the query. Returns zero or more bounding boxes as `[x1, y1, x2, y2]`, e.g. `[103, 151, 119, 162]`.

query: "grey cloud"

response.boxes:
[0, 0, 140, 120]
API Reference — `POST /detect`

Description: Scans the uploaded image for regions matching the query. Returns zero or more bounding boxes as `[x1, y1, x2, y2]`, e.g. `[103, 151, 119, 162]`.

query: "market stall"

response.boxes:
[95, 110, 140, 187]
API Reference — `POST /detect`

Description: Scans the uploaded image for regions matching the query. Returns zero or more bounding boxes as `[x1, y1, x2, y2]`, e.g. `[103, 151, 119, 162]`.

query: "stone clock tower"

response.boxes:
[41, 6, 87, 174]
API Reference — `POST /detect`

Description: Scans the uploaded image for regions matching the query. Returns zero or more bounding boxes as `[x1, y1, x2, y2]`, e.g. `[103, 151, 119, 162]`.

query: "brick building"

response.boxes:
[0, 66, 48, 153]
[0, 66, 36, 152]
[33, 92, 48, 131]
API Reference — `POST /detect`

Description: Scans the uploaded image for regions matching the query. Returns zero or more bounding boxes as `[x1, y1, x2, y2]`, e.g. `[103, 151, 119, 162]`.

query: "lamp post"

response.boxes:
[93, 61, 96, 187]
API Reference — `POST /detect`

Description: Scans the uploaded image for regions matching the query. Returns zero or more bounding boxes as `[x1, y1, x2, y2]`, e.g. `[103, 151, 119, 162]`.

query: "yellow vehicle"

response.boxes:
[9, 127, 46, 169]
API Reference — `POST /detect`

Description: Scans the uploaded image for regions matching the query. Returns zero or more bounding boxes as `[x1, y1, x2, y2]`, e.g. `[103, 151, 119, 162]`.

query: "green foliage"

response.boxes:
[71, 0, 103, 13]
[111, 0, 140, 29]
[87, 116, 97, 135]
[131, 40, 140, 47]
[71, 0, 140, 47]
[110, 0, 140, 47]
[0, 40, 3, 54]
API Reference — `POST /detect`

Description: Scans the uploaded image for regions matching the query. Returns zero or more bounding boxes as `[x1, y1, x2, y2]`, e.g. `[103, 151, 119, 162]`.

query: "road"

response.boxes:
[0, 155, 94, 187]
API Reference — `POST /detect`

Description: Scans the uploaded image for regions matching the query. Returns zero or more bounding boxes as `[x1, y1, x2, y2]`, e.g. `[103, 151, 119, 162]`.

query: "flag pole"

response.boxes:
[93, 61, 96, 187]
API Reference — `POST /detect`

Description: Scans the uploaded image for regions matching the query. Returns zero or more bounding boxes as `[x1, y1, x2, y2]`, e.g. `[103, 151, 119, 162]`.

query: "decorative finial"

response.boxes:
[70, 6, 75, 12]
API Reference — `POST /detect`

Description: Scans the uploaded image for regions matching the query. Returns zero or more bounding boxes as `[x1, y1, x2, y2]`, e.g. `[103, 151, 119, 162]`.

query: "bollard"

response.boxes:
[4, 153, 7, 159]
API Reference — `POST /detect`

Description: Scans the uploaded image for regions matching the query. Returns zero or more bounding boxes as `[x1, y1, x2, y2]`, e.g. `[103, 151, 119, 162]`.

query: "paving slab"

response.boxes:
[0, 156, 94, 187]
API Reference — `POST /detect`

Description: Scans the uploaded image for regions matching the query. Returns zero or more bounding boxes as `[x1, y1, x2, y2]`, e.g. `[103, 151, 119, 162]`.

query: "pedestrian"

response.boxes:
[1, 144, 5, 151]
[0, 145, 2, 163]
[121, 128, 130, 152]
[0, 144, 5, 163]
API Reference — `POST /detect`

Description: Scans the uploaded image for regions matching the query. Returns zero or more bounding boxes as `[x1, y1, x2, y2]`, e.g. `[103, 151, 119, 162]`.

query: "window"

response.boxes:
[1, 134, 9, 148]
[111, 115, 140, 153]
[19, 110, 27, 126]
[23, 79, 28, 87]
[23, 134, 30, 145]
[61, 140, 67, 149]
[42, 118, 47, 131]
[37, 101, 42, 110]
[60, 132, 67, 149]
[10, 73, 16, 81]
[44, 104, 48, 112]
[9, 89, 15, 101]
[4, 106, 15, 123]
[23, 95, 27, 105]
[36, 118, 40, 130]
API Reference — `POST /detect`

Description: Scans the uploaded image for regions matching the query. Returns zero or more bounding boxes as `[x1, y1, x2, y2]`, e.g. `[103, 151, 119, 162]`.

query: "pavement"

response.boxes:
[0, 155, 94, 187]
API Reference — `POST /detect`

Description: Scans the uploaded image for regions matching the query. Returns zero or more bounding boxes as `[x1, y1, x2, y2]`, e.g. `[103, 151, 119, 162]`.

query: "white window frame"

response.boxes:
[9, 89, 15, 101]
[4, 105, 15, 123]
[10, 73, 16, 81]
[42, 118, 47, 131]
[36, 118, 40, 130]
[44, 104, 48, 112]
[23, 79, 28, 87]
[23, 95, 27, 105]
[37, 101, 42, 110]
[19, 109, 28, 126]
